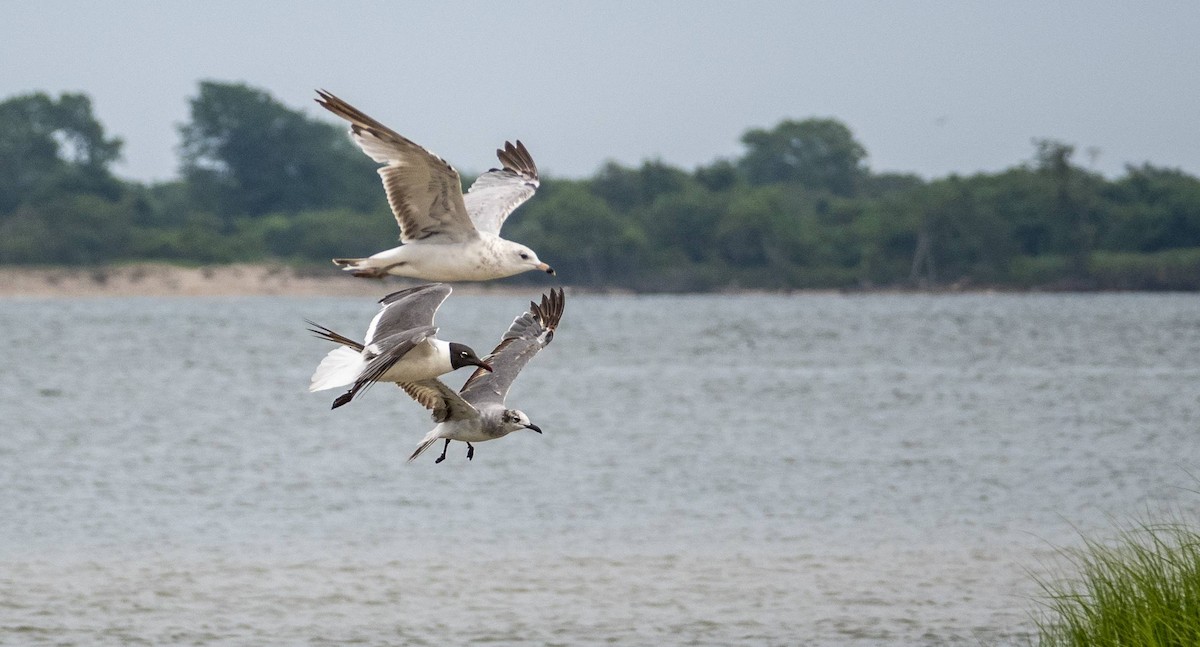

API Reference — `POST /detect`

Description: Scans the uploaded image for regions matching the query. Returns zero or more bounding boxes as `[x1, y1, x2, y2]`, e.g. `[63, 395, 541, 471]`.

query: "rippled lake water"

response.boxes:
[1, 292, 1199, 645]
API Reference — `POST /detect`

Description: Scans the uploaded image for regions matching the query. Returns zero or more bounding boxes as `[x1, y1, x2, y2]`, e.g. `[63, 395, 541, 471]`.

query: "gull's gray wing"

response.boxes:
[316, 90, 477, 243]
[397, 378, 480, 423]
[332, 325, 437, 408]
[463, 140, 540, 236]
[459, 288, 564, 407]
[363, 283, 451, 347]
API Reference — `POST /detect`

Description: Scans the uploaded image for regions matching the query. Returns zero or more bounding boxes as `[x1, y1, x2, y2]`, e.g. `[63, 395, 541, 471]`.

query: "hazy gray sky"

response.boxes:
[3, 1, 1198, 183]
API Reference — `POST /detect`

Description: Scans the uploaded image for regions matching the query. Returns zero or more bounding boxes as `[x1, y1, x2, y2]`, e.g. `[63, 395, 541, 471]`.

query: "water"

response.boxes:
[1, 292, 1198, 645]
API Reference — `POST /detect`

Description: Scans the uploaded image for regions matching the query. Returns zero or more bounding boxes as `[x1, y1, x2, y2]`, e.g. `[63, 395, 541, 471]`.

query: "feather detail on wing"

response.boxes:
[464, 140, 540, 236]
[459, 288, 565, 407]
[332, 325, 437, 408]
[364, 283, 451, 345]
[315, 90, 476, 243]
[306, 320, 364, 352]
[407, 433, 441, 462]
[306, 320, 366, 392]
[397, 379, 479, 423]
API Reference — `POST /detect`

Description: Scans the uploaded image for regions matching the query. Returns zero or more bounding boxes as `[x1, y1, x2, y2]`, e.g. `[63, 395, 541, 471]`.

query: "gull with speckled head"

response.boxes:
[402, 288, 565, 463]
[315, 90, 554, 281]
[306, 283, 492, 409]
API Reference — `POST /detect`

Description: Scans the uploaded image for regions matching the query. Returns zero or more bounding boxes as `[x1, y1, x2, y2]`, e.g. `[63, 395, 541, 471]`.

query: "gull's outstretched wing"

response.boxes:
[316, 90, 477, 243]
[363, 284, 451, 347]
[459, 288, 564, 407]
[463, 140, 540, 236]
[397, 378, 480, 423]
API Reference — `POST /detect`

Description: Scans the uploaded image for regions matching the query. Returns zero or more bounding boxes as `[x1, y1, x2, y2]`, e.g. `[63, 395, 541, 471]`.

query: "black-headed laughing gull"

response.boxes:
[315, 90, 555, 281]
[307, 284, 491, 409]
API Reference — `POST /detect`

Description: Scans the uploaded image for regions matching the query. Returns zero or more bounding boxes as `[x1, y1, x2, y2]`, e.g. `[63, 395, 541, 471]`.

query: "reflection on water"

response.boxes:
[1, 293, 1198, 645]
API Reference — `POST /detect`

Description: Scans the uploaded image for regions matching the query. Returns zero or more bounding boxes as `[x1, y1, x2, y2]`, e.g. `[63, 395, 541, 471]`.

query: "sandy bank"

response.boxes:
[0, 263, 539, 298]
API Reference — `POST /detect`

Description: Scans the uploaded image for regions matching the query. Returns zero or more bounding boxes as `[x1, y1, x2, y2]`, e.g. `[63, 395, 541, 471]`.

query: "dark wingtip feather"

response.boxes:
[496, 140, 538, 180]
[306, 319, 365, 352]
[537, 287, 565, 330]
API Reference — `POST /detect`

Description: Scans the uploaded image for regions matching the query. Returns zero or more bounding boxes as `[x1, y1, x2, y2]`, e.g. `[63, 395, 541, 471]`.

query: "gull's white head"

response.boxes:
[504, 242, 554, 277]
[501, 409, 542, 435]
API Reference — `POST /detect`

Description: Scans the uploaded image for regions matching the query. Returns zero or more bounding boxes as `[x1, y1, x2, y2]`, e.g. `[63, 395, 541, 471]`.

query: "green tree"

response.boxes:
[179, 81, 381, 219]
[641, 186, 726, 264]
[242, 207, 397, 262]
[738, 118, 867, 196]
[694, 159, 741, 192]
[909, 176, 1018, 284]
[0, 92, 122, 213]
[715, 186, 805, 270]
[589, 159, 693, 212]
[1101, 164, 1200, 252]
[507, 181, 647, 285]
[859, 171, 925, 198]
[1034, 139, 1093, 278]
[0, 194, 133, 264]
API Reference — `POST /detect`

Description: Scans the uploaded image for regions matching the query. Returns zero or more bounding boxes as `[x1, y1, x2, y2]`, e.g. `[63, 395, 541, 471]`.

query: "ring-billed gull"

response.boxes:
[306, 283, 492, 409]
[402, 288, 565, 463]
[315, 90, 555, 281]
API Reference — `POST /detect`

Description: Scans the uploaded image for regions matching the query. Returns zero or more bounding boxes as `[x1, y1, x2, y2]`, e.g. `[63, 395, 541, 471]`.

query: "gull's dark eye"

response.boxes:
[460, 351, 469, 357]
[519, 252, 530, 260]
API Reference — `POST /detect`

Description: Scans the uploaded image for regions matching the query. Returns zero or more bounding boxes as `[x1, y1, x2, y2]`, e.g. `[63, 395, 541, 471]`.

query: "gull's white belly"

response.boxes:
[436, 419, 495, 443]
[376, 341, 445, 383]
[373, 238, 518, 281]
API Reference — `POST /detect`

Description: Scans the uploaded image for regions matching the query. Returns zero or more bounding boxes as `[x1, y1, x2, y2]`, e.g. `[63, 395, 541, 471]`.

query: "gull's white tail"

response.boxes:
[407, 429, 441, 462]
[332, 257, 389, 279]
[309, 346, 364, 392]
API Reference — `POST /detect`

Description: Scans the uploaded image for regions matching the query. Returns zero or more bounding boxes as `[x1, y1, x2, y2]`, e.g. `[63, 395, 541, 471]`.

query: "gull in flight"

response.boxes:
[307, 284, 492, 409]
[315, 90, 555, 281]
[403, 288, 565, 463]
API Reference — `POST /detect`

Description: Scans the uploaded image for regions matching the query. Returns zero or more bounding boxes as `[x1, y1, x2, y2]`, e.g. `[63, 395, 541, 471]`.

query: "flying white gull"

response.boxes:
[315, 90, 555, 281]
[403, 288, 565, 463]
[307, 283, 492, 409]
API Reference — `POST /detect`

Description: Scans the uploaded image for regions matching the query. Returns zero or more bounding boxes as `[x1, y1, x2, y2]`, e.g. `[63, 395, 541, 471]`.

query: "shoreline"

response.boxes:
[0, 263, 1181, 298]
[0, 263, 552, 298]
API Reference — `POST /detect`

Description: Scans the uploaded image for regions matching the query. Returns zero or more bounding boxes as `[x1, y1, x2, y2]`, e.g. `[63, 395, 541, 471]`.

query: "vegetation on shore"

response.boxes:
[3, 82, 1200, 291]
[1032, 516, 1200, 646]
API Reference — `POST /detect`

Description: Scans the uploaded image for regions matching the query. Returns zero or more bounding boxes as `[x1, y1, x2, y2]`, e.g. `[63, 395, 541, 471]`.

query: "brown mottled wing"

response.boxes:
[397, 379, 479, 423]
[459, 288, 565, 407]
[463, 140, 540, 235]
[315, 90, 476, 243]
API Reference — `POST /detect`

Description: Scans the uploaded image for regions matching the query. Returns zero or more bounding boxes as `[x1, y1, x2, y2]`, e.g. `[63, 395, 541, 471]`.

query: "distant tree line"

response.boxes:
[2, 81, 1200, 290]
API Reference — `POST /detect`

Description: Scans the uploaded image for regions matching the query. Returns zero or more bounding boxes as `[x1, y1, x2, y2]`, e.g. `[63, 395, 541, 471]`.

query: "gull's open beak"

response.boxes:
[474, 359, 494, 372]
[537, 262, 555, 276]
[525, 423, 543, 434]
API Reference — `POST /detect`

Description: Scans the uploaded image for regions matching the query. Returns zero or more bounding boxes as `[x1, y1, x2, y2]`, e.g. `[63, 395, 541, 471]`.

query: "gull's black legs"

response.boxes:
[466, 443, 475, 461]
[435, 439, 450, 464]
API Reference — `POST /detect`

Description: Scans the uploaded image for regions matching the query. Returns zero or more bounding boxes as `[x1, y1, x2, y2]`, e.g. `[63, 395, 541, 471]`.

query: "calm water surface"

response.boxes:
[1, 292, 1199, 645]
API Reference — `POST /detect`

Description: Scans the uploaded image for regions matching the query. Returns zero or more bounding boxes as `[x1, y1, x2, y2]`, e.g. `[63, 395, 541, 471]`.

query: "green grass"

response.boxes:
[1089, 248, 1200, 290]
[1032, 518, 1200, 646]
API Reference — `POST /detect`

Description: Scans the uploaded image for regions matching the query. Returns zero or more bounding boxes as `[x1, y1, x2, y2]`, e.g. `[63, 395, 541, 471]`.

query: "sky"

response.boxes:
[2, 1, 1198, 184]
